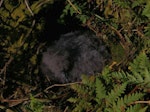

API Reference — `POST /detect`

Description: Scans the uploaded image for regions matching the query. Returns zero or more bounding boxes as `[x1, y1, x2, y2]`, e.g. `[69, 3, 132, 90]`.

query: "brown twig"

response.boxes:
[1, 98, 29, 107]
[109, 25, 128, 49]
[128, 85, 140, 95]
[67, 0, 82, 14]
[25, 0, 34, 16]
[44, 82, 82, 93]
[64, 106, 69, 112]
[34, 0, 54, 9]
[129, 100, 150, 105]
[0, 0, 4, 8]
[0, 57, 14, 85]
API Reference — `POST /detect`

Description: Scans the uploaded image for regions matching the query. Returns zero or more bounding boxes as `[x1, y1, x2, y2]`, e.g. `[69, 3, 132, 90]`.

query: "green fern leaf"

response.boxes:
[106, 83, 127, 104]
[129, 53, 150, 84]
[129, 53, 150, 75]
[112, 92, 144, 111]
[111, 71, 129, 83]
[71, 84, 87, 95]
[128, 52, 150, 89]
[101, 66, 112, 85]
[127, 73, 143, 84]
[126, 105, 148, 112]
[139, 106, 148, 112]
[73, 99, 92, 112]
[132, 0, 146, 8]
[124, 92, 144, 105]
[112, 97, 125, 111]
[81, 75, 94, 88]
[142, 1, 150, 18]
[126, 105, 141, 112]
[95, 78, 106, 104]
[68, 97, 78, 103]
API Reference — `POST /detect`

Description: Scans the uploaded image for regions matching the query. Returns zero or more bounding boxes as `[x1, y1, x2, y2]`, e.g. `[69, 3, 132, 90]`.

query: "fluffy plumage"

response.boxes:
[41, 31, 110, 83]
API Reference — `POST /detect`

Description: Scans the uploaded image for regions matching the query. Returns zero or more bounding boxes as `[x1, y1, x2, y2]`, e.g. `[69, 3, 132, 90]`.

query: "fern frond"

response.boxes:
[129, 52, 150, 85]
[67, 97, 78, 103]
[126, 105, 148, 112]
[107, 92, 144, 111]
[114, 0, 130, 8]
[127, 73, 143, 84]
[69, 53, 150, 111]
[131, 0, 146, 8]
[126, 104, 142, 112]
[81, 74, 95, 88]
[138, 106, 148, 112]
[73, 99, 92, 112]
[95, 78, 106, 104]
[71, 84, 88, 95]
[112, 92, 144, 111]
[100, 66, 113, 85]
[124, 92, 144, 105]
[111, 71, 129, 83]
[106, 83, 127, 104]
[129, 53, 150, 76]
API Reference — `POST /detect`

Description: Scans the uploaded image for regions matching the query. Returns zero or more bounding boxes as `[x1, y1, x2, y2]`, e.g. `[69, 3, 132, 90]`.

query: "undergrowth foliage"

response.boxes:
[61, 0, 150, 67]
[0, 0, 150, 111]
[68, 52, 150, 112]
[25, 95, 44, 112]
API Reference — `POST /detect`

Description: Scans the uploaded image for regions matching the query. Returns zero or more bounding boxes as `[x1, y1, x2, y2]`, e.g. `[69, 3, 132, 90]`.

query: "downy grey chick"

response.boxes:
[41, 31, 111, 83]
